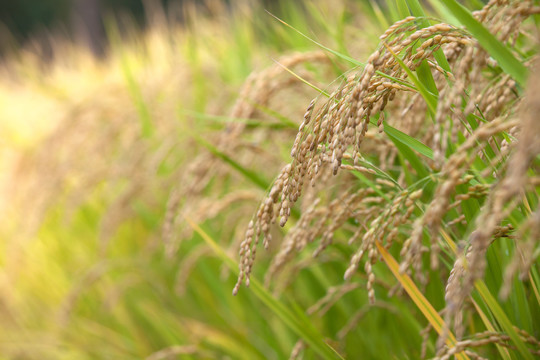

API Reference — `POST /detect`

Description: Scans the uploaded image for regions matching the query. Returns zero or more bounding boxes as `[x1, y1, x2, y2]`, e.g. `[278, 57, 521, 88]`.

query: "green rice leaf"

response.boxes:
[185, 218, 344, 360]
[426, 0, 459, 24]
[387, 127, 429, 180]
[368, 0, 391, 30]
[106, 19, 154, 138]
[382, 42, 438, 115]
[266, 11, 362, 67]
[471, 300, 512, 360]
[180, 109, 296, 130]
[406, 0, 452, 74]
[440, 0, 528, 87]
[349, 167, 391, 201]
[379, 120, 435, 160]
[267, 11, 419, 89]
[192, 134, 270, 190]
[376, 241, 470, 360]
[272, 59, 331, 97]
[474, 281, 535, 360]
[249, 103, 300, 129]
[395, 0, 410, 19]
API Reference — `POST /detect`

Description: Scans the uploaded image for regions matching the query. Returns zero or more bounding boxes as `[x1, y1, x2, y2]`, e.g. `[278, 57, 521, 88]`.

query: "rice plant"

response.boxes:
[0, 0, 538, 359]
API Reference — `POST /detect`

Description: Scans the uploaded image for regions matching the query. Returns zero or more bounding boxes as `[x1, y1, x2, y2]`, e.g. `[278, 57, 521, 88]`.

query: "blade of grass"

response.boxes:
[384, 0, 402, 23]
[267, 11, 418, 90]
[395, 0, 410, 19]
[375, 241, 470, 360]
[368, 0, 391, 30]
[106, 19, 154, 138]
[440, 230, 534, 360]
[349, 168, 391, 201]
[377, 120, 435, 160]
[406, 0, 451, 73]
[190, 130, 301, 220]
[404, 0, 425, 20]
[399, 0, 452, 82]
[272, 59, 331, 97]
[382, 42, 438, 115]
[303, 2, 348, 56]
[530, 270, 540, 307]
[191, 133, 269, 191]
[387, 132, 429, 180]
[416, 61, 439, 96]
[179, 109, 296, 130]
[471, 300, 512, 360]
[426, 0, 459, 24]
[440, 0, 528, 87]
[185, 217, 343, 360]
[249, 103, 299, 129]
[265, 11, 362, 66]
[474, 281, 535, 360]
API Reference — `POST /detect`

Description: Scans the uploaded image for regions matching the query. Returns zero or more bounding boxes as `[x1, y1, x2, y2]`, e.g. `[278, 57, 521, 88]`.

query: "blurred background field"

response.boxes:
[0, 1, 377, 358]
[0, 0, 539, 359]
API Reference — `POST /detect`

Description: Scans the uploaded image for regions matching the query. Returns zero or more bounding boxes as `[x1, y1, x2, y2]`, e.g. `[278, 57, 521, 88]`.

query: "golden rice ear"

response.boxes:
[162, 50, 335, 257]
[235, 1, 539, 356]
[234, 15, 473, 292]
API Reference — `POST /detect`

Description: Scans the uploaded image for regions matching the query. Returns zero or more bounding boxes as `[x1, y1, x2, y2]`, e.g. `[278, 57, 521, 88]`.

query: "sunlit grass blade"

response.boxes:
[179, 109, 296, 130]
[474, 281, 535, 360]
[406, 0, 451, 74]
[250, 102, 301, 129]
[185, 217, 344, 360]
[106, 20, 154, 138]
[471, 300, 512, 360]
[272, 59, 331, 97]
[387, 130, 429, 180]
[382, 42, 438, 115]
[265, 11, 363, 67]
[530, 270, 540, 307]
[266, 10, 418, 89]
[378, 120, 435, 160]
[395, 0, 410, 19]
[440, 0, 528, 87]
[191, 133, 269, 191]
[368, 0, 391, 30]
[375, 241, 470, 360]
[426, 0, 459, 24]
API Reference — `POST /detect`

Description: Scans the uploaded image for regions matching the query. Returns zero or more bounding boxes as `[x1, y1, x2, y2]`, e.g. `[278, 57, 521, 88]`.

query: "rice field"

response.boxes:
[1, 0, 539, 359]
